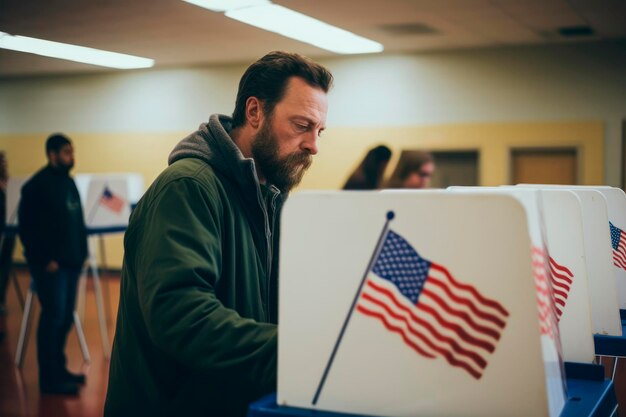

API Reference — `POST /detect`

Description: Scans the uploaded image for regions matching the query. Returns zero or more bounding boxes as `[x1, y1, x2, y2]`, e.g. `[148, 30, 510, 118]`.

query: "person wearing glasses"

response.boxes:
[396, 151, 435, 189]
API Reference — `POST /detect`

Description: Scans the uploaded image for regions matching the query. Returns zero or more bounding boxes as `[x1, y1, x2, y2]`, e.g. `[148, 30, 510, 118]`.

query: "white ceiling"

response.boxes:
[0, 0, 625, 78]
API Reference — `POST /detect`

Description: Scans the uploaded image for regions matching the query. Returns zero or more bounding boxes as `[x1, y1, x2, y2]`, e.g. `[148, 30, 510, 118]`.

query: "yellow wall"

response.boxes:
[0, 132, 182, 270]
[0, 120, 604, 268]
[302, 120, 604, 189]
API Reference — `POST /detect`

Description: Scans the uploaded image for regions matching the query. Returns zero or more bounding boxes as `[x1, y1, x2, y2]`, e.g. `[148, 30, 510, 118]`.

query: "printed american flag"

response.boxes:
[609, 222, 626, 271]
[531, 247, 561, 339]
[547, 256, 574, 321]
[356, 230, 510, 379]
[100, 186, 125, 213]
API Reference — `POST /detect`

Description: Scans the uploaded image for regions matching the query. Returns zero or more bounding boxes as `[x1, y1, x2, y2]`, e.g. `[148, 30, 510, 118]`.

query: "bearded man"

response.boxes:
[105, 52, 333, 417]
[19, 134, 88, 396]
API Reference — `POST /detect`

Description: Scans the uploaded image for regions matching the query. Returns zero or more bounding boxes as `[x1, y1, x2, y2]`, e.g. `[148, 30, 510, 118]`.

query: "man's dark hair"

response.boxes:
[46, 133, 71, 155]
[231, 51, 333, 129]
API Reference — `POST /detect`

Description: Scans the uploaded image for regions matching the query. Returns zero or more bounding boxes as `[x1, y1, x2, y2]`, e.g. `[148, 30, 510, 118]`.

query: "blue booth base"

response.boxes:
[249, 363, 617, 417]
[594, 320, 626, 358]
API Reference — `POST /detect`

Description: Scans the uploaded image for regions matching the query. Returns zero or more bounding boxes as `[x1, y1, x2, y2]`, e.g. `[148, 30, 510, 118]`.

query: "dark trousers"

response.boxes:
[30, 265, 81, 385]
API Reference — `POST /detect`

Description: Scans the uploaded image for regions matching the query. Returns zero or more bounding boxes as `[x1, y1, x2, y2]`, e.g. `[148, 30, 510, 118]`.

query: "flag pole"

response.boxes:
[311, 210, 395, 406]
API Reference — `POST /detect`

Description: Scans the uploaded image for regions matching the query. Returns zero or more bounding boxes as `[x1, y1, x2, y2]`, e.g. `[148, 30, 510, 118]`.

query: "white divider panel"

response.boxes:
[447, 187, 565, 415]
[596, 188, 626, 309]
[5, 176, 29, 227]
[517, 185, 622, 335]
[83, 177, 131, 229]
[516, 189, 594, 362]
[279, 191, 558, 417]
[76, 173, 144, 229]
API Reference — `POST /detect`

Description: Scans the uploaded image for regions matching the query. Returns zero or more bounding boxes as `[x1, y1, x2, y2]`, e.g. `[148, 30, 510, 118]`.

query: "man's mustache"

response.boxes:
[284, 151, 312, 171]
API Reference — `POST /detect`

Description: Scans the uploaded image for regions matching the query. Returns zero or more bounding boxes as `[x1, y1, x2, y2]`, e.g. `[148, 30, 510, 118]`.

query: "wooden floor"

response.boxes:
[0, 268, 625, 417]
[0, 268, 119, 417]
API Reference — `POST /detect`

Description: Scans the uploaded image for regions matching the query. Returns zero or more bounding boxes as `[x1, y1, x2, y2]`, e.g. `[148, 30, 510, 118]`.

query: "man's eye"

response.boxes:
[295, 123, 308, 131]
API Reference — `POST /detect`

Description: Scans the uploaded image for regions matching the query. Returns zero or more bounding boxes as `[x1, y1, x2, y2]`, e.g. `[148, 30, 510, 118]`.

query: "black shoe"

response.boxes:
[40, 381, 79, 396]
[62, 370, 86, 385]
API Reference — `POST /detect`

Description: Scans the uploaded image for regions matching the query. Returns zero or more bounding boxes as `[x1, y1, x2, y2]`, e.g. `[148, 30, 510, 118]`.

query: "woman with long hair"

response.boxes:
[343, 145, 392, 190]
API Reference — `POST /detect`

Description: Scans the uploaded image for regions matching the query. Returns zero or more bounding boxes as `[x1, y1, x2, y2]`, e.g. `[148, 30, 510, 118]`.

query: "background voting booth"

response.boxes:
[449, 187, 597, 365]
[595, 188, 626, 310]
[278, 191, 564, 417]
[518, 186, 626, 311]
[74, 173, 143, 358]
[516, 185, 626, 385]
[8, 173, 143, 366]
[517, 185, 623, 336]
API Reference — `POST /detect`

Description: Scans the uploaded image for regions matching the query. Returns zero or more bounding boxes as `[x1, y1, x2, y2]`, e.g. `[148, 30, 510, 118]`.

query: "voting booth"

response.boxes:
[74, 173, 143, 231]
[518, 186, 626, 310]
[450, 187, 596, 366]
[516, 185, 626, 385]
[278, 191, 565, 417]
[595, 187, 626, 310]
[531, 189, 595, 363]
[516, 185, 622, 337]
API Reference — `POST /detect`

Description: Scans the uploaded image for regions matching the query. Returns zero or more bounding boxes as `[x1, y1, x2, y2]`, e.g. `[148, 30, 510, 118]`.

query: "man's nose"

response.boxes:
[300, 132, 318, 155]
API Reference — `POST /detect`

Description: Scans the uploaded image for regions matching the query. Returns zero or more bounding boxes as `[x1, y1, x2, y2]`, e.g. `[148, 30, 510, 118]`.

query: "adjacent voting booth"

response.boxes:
[451, 187, 596, 364]
[448, 187, 567, 414]
[10, 173, 143, 365]
[532, 189, 595, 363]
[517, 185, 626, 384]
[595, 187, 626, 310]
[278, 191, 565, 417]
[517, 185, 623, 336]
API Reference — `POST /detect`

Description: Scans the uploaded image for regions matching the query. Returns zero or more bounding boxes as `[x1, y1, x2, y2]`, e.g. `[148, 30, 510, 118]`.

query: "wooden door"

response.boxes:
[512, 148, 577, 185]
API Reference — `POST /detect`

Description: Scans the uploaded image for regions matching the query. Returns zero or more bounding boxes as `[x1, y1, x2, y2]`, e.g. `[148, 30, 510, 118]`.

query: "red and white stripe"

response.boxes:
[101, 194, 125, 213]
[357, 264, 509, 379]
[548, 256, 574, 320]
[531, 247, 560, 339]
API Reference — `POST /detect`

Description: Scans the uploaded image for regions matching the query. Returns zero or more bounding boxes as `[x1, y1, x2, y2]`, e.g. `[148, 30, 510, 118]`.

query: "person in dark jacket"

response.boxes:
[18, 134, 88, 395]
[343, 145, 392, 190]
[104, 51, 333, 417]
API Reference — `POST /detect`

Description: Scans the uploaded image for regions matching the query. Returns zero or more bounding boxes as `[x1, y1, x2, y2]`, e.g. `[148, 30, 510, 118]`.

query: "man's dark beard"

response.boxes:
[52, 160, 73, 174]
[251, 120, 312, 192]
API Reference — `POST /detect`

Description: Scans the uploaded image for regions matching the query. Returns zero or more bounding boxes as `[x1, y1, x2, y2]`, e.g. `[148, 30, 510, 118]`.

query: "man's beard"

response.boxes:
[53, 160, 74, 173]
[251, 119, 313, 192]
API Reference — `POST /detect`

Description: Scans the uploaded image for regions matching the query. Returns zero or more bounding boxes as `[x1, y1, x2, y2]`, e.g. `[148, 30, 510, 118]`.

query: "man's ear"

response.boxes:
[245, 97, 264, 129]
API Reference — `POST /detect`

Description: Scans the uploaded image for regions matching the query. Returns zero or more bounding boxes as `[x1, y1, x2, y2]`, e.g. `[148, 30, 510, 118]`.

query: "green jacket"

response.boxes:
[105, 115, 283, 417]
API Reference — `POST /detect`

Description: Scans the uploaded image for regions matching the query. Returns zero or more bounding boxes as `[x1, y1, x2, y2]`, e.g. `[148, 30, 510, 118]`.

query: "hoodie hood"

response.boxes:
[168, 114, 263, 192]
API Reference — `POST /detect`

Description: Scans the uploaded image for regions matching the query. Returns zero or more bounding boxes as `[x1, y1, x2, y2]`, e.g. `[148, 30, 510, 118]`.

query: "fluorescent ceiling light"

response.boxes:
[0, 31, 154, 69]
[182, 0, 269, 12]
[183, 0, 384, 54]
[226, 4, 383, 54]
